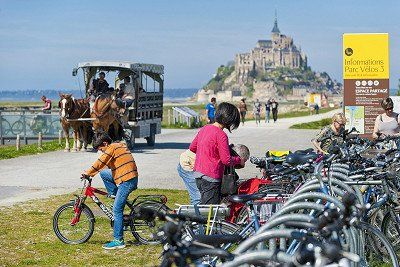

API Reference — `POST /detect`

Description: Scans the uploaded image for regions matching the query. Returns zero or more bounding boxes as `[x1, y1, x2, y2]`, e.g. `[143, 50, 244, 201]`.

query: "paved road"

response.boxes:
[0, 110, 338, 205]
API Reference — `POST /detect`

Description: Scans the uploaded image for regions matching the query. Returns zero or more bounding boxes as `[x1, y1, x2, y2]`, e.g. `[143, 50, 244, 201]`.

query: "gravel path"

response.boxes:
[0, 109, 339, 205]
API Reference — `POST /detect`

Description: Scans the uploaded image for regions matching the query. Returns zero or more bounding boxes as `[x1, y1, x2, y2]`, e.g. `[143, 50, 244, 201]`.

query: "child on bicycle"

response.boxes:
[189, 102, 245, 205]
[82, 131, 138, 250]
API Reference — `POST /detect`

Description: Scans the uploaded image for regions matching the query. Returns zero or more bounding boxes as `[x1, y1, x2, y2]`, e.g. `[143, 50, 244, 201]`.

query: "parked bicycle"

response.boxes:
[53, 175, 169, 245]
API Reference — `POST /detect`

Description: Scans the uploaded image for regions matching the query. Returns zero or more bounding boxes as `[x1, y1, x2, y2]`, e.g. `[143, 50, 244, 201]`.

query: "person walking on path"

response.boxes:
[205, 97, 216, 124]
[253, 99, 262, 125]
[177, 150, 200, 205]
[271, 99, 279, 123]
[238, 98, 247, 125]
[314, 103, 320, 114]
[265, 99, 271, 123]
[189, 102, 244, 205]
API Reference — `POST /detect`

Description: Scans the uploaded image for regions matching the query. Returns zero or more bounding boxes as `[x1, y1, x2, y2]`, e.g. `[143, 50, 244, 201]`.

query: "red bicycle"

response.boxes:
[53, 176, 169, 245]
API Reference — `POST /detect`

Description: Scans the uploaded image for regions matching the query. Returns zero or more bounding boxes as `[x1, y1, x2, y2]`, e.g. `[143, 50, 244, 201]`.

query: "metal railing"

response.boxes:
[0, 110, 63, 145]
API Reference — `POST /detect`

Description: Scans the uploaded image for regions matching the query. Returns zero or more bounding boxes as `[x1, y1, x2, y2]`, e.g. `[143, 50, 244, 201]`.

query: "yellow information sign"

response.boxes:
[343, 33, 389, 79]
[343, 33, 389, 138]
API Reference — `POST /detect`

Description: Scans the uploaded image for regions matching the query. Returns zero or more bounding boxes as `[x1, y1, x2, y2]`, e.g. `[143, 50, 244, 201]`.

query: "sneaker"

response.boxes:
[107, 194, 116, 199]
[102, 239, 126, 250]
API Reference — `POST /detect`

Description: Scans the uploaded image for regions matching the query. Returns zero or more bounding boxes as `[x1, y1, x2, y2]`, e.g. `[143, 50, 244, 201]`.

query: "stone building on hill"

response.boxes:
[235, 17, 307, 84]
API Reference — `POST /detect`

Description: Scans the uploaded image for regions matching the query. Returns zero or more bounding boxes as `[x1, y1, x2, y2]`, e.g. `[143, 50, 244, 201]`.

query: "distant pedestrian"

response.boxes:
[41, 95, 52, 114]
[205, 97, 216, 123]
[265, 98, 271, 123]
[271, 98, 279, 123]
[253, 99, 262, 125]
[238, 98, 247, 125]
[314, 103, 320, 114]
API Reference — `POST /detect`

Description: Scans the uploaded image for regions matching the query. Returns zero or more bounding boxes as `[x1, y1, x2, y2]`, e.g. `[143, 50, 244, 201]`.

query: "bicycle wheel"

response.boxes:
[11, 120, 24, 135]
[381, 210, 400, 253]
[130, 201, 168, 245]
[359, 221, 399, 267]
[1, 118, 11, 135]
[53, 202, 95, 244]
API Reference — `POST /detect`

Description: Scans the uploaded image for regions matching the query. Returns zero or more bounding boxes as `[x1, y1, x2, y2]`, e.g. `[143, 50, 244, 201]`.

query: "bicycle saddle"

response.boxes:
[285, 152, 318, 166]
[294, 148, 314, 154]
[228, 192, 267, 204]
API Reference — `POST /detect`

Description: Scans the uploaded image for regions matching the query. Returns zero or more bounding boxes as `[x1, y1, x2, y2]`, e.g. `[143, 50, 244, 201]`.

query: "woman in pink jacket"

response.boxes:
[189, 102, 244, 204]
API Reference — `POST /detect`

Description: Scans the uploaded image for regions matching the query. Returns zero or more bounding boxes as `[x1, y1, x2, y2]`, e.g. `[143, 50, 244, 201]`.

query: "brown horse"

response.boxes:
[91, 94, 121, 140]
[59, 94, 93, 152]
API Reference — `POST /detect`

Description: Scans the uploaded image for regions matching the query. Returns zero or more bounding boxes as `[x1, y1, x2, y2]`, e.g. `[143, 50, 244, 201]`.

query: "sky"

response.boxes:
[0, 0, 399, 91]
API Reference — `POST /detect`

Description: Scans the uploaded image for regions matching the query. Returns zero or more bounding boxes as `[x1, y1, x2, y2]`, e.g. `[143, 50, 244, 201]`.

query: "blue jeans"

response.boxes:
[265, 110, 270, 123]
[177, 163, 201, 205]
[100, 169, 138, 240]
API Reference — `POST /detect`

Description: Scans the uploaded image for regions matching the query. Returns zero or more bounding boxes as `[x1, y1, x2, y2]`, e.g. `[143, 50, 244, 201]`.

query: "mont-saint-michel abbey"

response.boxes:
[197, 16, 341, 103]
[235, 17, 307, 85]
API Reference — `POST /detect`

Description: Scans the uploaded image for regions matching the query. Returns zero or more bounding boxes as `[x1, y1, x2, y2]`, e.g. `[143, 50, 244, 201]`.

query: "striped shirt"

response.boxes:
[86, 142, 138, 185]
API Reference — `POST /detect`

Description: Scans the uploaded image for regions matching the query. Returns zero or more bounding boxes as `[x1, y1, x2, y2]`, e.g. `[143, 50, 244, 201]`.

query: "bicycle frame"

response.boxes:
[70, 180, 113, 226]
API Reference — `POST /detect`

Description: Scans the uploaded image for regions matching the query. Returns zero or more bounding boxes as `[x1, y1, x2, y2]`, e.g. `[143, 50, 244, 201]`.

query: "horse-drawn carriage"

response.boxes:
[70, 61, 164, 149]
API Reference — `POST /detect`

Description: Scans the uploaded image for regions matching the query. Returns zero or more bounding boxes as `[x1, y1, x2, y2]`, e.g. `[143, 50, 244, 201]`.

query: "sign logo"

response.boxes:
[345, 47, 353, 56]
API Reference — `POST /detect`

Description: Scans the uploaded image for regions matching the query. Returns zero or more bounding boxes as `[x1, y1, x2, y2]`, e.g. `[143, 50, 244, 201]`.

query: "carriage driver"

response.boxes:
[88, 72, 111, 111]
[82, 131, 138, 250]
[91, 72, 110, 97]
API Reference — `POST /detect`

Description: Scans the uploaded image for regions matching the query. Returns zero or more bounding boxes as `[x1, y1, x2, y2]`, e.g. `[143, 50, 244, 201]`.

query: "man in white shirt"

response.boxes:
[116, 76, 135, 108]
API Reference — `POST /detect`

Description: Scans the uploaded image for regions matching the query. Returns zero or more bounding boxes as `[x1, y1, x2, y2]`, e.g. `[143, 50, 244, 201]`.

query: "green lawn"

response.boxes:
[289, 118, 331, 129]
[278, 107, 336, 119]
[0, 101, 42, 108]
[0, 189, 189, 267]
[0, 140, 67, 160]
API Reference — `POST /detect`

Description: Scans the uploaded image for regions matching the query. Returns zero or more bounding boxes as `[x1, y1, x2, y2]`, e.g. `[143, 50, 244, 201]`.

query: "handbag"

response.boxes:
[221, 163, 239, 196]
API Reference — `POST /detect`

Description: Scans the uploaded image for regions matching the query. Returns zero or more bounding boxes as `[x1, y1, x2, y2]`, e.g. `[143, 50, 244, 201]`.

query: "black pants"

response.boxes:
[272, 109, 278, 122]
[195, 178, 221, 205]
[240, 111, 246, 124]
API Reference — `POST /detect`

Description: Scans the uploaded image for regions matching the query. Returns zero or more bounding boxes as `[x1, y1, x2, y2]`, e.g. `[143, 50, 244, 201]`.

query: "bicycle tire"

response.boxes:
[53, 202, 95, 244]
[358, 221, 399, 267]
[1, 118, 11, 135]
[130, 201, 168, 245]
[381, 209, 400, 253]
[11, 120, 23, 135]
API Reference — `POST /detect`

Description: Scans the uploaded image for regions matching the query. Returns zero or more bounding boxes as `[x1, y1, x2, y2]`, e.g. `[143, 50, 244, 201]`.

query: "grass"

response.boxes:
[0, 101, 42, 108]
[0, 139, 67, 160]
[289, 118, 331, 129]
[278, 107, 336, 119]
[0, 188, 189, 267]
[0, 189, 394, 267]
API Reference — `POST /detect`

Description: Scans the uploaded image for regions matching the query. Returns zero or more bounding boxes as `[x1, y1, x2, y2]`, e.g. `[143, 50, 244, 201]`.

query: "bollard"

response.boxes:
[168, 109, 171, 125]
[58, 130, 62, 145]
[16, 134, 20, 151]
[38, 132, 43, 149]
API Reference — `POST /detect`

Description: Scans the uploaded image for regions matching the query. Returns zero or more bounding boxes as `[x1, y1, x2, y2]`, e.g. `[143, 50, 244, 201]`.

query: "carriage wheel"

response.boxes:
[145, 133, 155, 146]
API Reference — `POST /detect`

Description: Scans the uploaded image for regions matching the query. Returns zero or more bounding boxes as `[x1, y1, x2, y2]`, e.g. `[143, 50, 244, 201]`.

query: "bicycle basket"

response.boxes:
[175, 204, 230, 221]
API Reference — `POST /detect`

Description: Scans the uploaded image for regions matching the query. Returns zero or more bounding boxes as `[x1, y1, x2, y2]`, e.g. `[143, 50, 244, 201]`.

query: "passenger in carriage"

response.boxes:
[116, 76, 135, 109]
